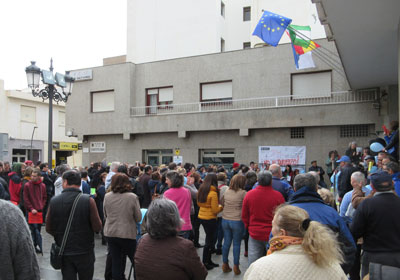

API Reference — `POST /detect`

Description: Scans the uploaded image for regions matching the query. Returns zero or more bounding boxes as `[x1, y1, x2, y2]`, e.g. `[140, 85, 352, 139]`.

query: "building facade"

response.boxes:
[126, 0, 326, 64]
[0, 80, 82, 167]
[67, 39, 397, 170]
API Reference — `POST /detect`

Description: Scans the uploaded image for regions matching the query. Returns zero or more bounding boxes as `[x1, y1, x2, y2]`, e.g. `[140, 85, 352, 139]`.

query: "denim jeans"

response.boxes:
[212, 217, 223, 250]
[29, 223, 42, 250]
[222, 219, 244, 265]
[248, 235, 267, 266]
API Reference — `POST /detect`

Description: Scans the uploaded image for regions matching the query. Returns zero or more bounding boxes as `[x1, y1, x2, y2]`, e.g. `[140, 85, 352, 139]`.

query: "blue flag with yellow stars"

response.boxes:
[252, 11, 292, 46]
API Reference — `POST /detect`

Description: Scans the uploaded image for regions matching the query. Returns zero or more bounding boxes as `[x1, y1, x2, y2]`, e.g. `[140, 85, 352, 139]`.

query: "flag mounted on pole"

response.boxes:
[287, 25, 321, 55]
[252, 11, 292, 46]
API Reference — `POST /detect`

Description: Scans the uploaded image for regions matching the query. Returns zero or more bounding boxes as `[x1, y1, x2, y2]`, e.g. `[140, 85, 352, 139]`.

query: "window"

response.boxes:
[20, 105, 36, 123]
[291, 127, 305, 138]
[201, 81, 232, 102]
[221, 1, 225, 17]
[144, 149, 173, 166]
[91, 90, 115, 112]
[221, 38, 225, 52]
[291, 71, 332, 98]
[243, 7, 251, 21]
[146, 87, 173, 114]
[200, 149, 235, 168]
[243, 42, 251, 49]
[12, 149, 27, 163]
[340, 125, 369, 138]
[59, 111, 65, 126]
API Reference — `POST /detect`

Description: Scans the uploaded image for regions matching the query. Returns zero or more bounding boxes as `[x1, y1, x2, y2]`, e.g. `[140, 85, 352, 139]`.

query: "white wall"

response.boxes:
[126, 0, 326, 63]
[127, 0, 220, 63]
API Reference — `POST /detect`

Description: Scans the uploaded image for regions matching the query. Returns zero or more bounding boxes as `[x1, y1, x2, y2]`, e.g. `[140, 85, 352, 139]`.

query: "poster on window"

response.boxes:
[258, 146, 306, 168]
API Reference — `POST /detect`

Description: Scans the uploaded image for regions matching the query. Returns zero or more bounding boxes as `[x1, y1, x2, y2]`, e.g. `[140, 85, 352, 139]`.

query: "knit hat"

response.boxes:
[232, 162, 240, 168]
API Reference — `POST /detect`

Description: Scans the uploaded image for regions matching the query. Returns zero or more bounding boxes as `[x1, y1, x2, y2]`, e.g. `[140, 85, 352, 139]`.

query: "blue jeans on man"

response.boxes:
[222, 219, 245, 265]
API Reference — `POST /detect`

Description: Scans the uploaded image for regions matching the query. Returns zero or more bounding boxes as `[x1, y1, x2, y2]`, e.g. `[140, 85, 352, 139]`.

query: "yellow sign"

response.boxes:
[175, 149, 180, 156]
[52, 159, 55, 169]
[59, 142, 79, 151]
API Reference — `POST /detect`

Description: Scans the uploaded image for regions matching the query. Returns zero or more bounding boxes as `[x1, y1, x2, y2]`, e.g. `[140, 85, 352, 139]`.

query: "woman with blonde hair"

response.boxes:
[244, 205, 347, 280]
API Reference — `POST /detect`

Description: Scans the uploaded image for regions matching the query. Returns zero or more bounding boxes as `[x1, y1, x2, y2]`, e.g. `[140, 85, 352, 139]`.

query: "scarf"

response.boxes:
[267, 236, 303, 255]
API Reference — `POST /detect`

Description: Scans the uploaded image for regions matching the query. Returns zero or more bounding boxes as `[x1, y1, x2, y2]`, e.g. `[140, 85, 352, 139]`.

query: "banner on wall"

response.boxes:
[258, 146, 306, 167]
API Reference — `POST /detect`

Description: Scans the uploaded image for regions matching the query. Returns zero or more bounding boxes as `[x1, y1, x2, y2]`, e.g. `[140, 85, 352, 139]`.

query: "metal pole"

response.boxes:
[48, 59, 53, 169]
[30, 126, 37, 161]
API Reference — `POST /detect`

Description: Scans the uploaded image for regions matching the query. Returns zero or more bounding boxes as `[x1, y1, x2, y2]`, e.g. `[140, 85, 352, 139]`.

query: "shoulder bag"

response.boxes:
[50, 193, 82, 269]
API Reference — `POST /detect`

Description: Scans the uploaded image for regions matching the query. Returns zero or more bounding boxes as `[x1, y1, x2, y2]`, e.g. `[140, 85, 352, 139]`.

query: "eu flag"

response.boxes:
[252, 11, 292, 47]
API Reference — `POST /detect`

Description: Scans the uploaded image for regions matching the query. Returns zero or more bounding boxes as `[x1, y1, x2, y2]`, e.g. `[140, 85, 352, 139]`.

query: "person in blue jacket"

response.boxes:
[383, 161, 400, 195]
[289, 172, 356, 274]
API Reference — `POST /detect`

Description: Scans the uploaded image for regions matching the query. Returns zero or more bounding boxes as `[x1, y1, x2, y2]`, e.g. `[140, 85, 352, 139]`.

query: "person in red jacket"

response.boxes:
[242, 170, 284, 265]
[24, 168, 47, 254]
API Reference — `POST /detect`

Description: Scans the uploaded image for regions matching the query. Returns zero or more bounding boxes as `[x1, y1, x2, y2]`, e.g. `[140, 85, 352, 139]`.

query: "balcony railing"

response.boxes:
[130, 90, 378, 117]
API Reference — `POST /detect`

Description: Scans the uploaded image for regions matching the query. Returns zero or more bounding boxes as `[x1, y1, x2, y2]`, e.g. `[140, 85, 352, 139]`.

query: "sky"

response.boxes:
[0, 0, 127, 90]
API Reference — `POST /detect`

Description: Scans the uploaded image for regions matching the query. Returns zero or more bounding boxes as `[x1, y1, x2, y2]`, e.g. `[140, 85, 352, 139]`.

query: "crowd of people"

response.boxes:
[0, 121, 399, 280]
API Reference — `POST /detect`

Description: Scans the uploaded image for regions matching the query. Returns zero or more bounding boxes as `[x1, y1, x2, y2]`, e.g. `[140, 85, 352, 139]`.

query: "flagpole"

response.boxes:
[287, 26, 340, 59]
[287, 26, 345, 72]
[287, 27, 346, 78]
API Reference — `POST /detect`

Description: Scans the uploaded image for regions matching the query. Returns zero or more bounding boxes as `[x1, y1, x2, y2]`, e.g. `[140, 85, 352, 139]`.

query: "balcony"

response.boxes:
[130, 90, 378, 117]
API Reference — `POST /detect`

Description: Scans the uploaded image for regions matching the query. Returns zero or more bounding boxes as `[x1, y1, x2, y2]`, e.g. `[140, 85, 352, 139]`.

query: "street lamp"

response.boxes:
[25, 59, 75, 169]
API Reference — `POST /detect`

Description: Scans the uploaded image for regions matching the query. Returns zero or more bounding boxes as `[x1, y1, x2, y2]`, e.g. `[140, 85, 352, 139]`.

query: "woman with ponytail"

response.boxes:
[244, 205, 347, 280]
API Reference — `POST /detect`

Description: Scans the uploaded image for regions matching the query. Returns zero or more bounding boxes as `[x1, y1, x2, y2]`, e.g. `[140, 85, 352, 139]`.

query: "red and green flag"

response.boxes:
[288, 25, 320, 55]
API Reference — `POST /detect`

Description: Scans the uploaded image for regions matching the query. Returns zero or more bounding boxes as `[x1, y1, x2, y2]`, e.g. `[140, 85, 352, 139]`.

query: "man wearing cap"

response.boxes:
[351, 171, 400, 278]
[25, 160, 34, 167]
[383, 161, 400, 196]
[337, 155, 358, 200]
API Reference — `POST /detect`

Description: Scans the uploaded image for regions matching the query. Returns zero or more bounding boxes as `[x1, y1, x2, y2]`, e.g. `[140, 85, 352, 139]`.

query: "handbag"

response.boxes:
[50, 193, 82, 270]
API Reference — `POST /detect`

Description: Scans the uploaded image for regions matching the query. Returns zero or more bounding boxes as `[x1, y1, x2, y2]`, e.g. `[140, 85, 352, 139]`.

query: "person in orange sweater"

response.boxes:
[197, 173, 223, 270]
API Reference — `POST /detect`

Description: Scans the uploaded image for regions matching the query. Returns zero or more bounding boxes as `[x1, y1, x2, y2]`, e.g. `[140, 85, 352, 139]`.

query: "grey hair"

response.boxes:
[146, 198, 181, 239]
[110, 161, 120, 172]
[257, 170, 273, 186]
[308, 171, 320, 184]
[349, 141, 357, 147]
[57, 164, 70, 176]
[269, 164, 281, 176]
[166, 171, 184, 188]
[386, 162, 399, 173]
[351, 171, 366, 186]
[294, 173, 317, 191]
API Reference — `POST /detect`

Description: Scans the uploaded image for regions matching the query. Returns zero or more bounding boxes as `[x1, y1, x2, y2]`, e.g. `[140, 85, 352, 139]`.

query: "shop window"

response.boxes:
[200, 149, 235, 168]
[221, 38, 225, 52]
[144, 149, 174, 166]
[91, 90, 115, 112]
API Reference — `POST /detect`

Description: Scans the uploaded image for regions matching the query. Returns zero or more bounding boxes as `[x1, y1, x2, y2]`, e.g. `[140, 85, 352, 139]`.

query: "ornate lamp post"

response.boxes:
[25, 59, 74, 169]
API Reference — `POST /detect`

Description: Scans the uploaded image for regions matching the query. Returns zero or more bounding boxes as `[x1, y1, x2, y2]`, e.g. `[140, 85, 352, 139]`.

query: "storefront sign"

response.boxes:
[258, 146, 306, 166]
[70, 69, 93, 81]
[173, 156, 183, 165]
[53, 142, 79, 151]
[90, 142, 106, 153]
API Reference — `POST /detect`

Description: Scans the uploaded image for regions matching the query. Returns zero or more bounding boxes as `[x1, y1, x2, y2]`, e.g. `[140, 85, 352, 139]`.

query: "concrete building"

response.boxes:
[127, 0, 326, 63]
[67, 38, 397, 170]
[313, 0, 399, 147]
[0, 80, 82, 167]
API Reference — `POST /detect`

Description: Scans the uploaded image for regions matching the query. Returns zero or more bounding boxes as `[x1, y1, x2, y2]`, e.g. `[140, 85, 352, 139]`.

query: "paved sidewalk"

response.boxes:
[38, 229, 249, 279]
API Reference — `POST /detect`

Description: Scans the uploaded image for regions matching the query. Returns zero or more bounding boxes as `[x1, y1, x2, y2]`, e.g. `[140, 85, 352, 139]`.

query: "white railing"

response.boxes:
[130, 90, 377, 117]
